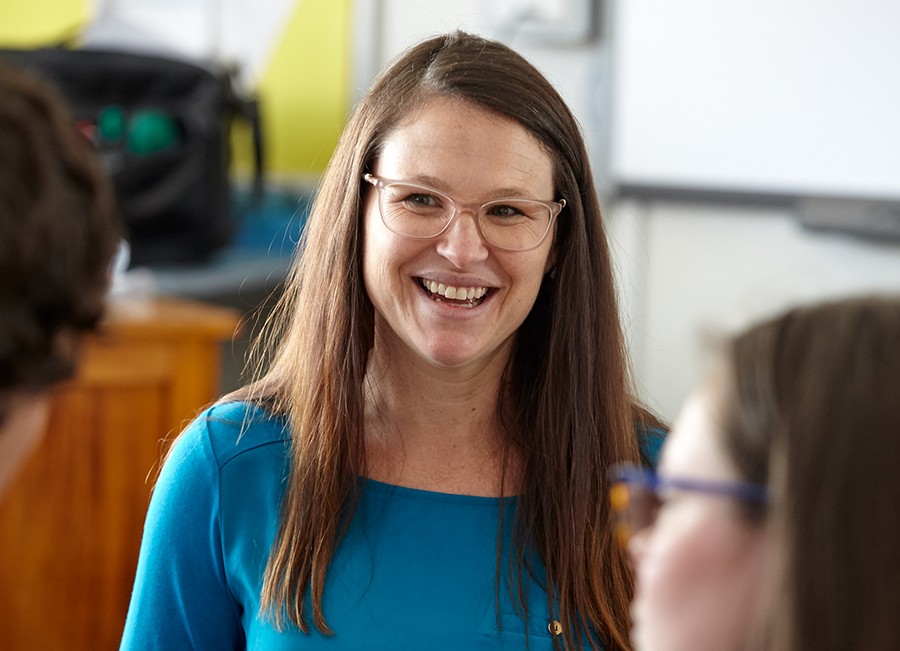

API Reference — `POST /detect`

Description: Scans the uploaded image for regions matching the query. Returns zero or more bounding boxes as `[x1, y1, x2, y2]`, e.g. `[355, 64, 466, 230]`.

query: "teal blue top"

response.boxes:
[120, 401, 663, 650]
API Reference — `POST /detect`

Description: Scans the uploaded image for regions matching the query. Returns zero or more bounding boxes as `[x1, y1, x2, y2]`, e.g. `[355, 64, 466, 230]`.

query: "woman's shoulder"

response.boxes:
[636, 423, 667, 470]
[172, 400, 291, 472]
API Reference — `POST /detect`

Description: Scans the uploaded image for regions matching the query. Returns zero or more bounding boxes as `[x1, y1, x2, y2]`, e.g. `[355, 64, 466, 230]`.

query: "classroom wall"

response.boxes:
[608, 201, 900, 420]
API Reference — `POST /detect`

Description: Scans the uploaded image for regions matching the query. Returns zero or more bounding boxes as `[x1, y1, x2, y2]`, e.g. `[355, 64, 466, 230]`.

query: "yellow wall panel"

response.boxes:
[0, 0, 88, 46]
[257, 0, 351, 173]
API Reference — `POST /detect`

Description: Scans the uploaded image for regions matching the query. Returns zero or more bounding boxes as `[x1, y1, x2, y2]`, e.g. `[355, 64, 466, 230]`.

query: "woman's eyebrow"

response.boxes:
[404, 174, 539, 200]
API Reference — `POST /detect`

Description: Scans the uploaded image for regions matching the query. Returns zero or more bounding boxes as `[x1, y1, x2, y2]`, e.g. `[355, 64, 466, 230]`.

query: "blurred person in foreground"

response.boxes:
[0, 64, 121, 496]
[612, 295, 900, 651]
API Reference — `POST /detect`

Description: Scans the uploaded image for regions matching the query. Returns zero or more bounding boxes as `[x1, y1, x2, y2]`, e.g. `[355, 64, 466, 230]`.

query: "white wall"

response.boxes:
[365, 0, 900, 422]
[85, 0, 296, 88]
[368, 0, 612, 185]
[607, 201, 900, 420]
[610, 0, 900, 201]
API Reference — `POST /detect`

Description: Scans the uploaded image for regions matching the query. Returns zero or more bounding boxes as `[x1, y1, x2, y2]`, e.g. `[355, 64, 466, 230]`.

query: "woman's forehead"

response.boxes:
[662, 377, 739, 483]
[373, 97, 554, 200]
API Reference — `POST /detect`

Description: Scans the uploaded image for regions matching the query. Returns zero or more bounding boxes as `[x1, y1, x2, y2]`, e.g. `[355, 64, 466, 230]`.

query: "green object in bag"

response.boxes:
[127, 109, 179, 156]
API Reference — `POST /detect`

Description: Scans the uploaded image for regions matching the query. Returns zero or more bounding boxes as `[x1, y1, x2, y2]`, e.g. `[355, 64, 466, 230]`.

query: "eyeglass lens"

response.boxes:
[378, 181, 554, 250]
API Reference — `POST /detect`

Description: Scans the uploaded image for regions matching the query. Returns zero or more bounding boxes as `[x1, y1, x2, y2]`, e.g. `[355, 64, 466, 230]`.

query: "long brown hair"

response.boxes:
[724, 296, 900, 651]
[233, 32, 652, 650]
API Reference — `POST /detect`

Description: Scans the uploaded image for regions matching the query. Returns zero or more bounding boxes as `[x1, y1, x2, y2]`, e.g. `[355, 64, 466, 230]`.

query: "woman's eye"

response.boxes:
[487, 204, 521, 218]
[407, 193, 439, 207]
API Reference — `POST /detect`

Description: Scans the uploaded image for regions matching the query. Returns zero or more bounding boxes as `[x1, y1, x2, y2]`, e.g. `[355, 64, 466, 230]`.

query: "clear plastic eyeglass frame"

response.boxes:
[363, 173, 566, 252]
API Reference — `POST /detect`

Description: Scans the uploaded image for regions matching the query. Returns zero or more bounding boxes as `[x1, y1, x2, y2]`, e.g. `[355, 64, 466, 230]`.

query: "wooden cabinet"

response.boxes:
[0, 297, 241, 650]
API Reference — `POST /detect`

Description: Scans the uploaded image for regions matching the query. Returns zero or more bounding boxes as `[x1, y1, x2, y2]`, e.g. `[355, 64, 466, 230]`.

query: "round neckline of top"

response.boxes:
[360, 476, 519, 505]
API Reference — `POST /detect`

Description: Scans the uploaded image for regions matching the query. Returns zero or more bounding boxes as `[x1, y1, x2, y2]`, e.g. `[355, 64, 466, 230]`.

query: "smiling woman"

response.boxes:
[361, 97, 558, 375]
[120, 31, 665, 651]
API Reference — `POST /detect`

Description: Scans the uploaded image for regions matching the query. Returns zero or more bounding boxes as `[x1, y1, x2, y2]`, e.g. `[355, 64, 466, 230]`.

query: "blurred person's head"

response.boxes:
[619, 296, 900, 651]
[0, 64, 121, 494]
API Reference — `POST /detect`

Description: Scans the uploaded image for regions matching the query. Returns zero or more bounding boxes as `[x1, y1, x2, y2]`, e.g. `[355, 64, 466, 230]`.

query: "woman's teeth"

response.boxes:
[420, 278, 489, 306]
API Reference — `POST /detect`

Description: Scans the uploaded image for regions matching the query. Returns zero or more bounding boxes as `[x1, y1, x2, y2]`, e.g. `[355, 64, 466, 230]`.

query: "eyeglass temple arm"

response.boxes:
[611, 466, 771, 503]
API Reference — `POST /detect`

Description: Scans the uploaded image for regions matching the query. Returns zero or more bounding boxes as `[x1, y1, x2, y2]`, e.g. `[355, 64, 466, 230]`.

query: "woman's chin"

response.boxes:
[417, 335, 514, 372]
[421, 347, 484, 370]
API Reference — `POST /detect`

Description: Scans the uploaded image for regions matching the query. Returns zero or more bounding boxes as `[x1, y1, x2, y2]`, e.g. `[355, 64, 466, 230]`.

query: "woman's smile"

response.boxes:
[417, 277, 491, 308]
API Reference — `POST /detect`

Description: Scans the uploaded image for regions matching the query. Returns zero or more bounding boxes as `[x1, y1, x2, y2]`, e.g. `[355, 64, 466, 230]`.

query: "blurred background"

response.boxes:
[1, 1, 899, 648]
[4, 0, 900, 420]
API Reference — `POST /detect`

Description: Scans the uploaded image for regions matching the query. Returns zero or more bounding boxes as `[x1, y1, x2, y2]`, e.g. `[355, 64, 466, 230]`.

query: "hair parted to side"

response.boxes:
[0, 64, 121, 404]
[235, 31, 655, 650]
[724, 296, 900, 651]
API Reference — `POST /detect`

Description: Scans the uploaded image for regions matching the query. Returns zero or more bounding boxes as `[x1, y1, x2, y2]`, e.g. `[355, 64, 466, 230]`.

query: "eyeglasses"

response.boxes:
[608, 464, 771, 547]
[363, 174, 566, 252]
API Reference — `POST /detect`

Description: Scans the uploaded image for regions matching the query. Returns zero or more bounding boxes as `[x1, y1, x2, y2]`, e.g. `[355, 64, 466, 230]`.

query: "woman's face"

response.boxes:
[629, 381, 771, 651]
[363, 97, 557, 372]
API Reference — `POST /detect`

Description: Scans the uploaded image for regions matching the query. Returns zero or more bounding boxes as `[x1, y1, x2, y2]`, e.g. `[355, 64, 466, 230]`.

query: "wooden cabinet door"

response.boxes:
[0, 298, 240, 650]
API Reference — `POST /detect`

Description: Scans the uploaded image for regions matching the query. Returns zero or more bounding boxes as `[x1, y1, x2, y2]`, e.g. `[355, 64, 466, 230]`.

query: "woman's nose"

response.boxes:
[435, 209, 490, 267]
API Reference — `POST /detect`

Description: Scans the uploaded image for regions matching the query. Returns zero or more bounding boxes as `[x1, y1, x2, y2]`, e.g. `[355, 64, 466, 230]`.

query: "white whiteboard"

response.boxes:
[609, 0, 900, 200]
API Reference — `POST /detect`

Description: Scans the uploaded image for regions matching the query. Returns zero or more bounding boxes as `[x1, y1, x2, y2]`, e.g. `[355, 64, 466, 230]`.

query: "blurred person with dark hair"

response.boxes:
[0, 64, 122, 494]
[613, 296, 900, 651]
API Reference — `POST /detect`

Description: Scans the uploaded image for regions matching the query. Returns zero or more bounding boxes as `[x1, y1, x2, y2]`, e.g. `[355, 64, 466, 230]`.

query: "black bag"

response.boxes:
[0, 47, 263, 267]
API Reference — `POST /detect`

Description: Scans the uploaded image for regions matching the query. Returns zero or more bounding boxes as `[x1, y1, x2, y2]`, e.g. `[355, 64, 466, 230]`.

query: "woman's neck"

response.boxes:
[362, 339, 519, 497]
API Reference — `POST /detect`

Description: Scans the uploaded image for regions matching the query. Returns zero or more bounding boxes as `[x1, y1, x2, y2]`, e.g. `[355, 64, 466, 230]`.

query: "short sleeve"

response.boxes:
[119, 416, 244, 650]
